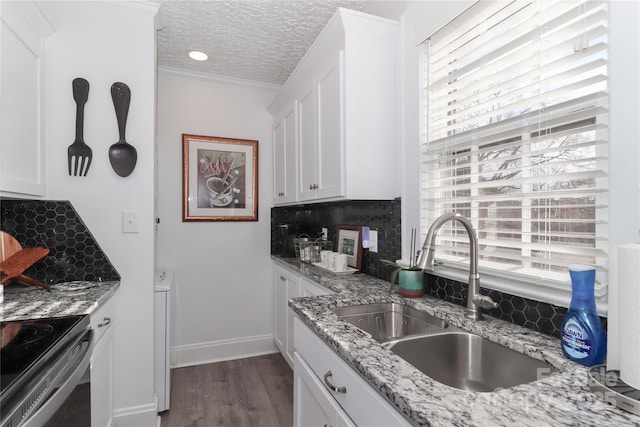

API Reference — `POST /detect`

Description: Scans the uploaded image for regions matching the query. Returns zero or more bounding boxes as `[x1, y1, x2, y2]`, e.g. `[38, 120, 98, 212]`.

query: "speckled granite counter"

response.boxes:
[1, 281, 119, 321]
[273, 256, 640, 426]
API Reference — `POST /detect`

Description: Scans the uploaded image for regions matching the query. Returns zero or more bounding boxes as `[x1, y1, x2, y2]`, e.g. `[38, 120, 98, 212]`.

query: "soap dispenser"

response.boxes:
[560, 265, 606, 366]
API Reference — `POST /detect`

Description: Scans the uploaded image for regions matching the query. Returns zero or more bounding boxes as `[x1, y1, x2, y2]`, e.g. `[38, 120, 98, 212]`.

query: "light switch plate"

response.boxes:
[370, 230, 378, 253]
[122, 211, 139, 233]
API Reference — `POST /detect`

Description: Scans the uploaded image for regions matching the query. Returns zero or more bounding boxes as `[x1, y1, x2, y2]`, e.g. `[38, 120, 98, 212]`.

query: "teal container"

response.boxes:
[398, 269, 423, 298]
[560, 265, 606, 366]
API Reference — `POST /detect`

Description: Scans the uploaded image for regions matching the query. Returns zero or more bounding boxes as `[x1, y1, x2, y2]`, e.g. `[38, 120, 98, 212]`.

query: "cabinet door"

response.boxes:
[273, 101, 297, 204]
[301, 278, 331, 297]
[91, 328, 113, 427]
[286, 275, 301, 365]
[90, 298, 115, 427]
[297, 82, 317, 202]
[273, 269, 287, 354]
[315, 49, 344, 200]
[1, 2, 50, 196]
[274, 265, 300, 367]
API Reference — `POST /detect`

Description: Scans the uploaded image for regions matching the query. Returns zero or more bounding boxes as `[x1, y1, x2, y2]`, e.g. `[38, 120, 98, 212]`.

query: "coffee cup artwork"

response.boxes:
[182, 134, 258, 222]
[200, 152, 243, 208]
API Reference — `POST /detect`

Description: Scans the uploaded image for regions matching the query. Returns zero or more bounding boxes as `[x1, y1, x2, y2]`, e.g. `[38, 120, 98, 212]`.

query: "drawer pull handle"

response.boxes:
[98, 317, 112, 327]
[323, 371, 346, 394]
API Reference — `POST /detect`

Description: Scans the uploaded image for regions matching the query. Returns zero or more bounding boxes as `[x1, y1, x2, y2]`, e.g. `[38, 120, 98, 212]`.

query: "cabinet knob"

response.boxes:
[323, 370, 347, 394]
[98, 317, 111, 328]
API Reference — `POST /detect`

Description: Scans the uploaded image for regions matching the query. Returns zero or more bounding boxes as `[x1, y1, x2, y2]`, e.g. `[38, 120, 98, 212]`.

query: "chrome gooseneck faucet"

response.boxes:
[416, 212, 498, 320]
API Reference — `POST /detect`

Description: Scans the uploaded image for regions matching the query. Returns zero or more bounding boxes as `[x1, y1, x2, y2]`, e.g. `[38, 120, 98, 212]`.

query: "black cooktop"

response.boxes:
[0, 315, 87, 397]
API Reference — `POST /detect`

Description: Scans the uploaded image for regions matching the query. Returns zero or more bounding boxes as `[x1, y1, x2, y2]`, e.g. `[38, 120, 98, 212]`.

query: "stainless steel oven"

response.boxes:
[0, 315, 92, 427]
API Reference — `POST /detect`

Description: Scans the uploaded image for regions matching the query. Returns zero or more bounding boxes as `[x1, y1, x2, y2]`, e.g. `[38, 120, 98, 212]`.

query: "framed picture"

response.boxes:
[182, 134, 258, 221]
[336, 225, 362, 270]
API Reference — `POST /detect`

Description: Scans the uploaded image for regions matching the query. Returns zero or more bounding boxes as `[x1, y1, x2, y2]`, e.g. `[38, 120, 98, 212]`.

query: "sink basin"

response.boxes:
[331, 303, 448, 342]
[387, 332, 558, 392]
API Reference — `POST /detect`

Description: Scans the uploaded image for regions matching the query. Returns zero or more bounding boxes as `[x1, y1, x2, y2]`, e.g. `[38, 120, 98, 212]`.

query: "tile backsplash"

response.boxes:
[1, 199, 120, 284]
[271, 199, 605, 338]
[271, 199, 402, 280]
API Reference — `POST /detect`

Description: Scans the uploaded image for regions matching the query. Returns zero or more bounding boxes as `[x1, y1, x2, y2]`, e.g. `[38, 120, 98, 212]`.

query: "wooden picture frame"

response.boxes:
[182, 134, 258, 221]
[336, 225, 362, 270]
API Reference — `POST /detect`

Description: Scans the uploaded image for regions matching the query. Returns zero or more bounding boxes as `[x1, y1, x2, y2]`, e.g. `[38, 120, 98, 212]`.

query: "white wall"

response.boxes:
[41, 1, 158, 425]
[156, 68, 279, 367]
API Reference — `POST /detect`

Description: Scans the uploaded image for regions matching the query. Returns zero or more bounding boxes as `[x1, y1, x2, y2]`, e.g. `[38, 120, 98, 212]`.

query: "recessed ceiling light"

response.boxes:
[188, 50, 208, 61]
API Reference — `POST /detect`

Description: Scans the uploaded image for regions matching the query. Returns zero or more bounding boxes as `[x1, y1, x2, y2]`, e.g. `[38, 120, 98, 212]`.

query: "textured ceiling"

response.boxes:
[156, 0, 407, 86]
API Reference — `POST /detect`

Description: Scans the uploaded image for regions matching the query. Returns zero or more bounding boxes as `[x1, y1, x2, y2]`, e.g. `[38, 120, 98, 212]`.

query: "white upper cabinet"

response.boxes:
[312, 48, 343, 201]
[273, 99, 298, 204]
[0, 2, 53, 197]
[269, 8, 399, 205]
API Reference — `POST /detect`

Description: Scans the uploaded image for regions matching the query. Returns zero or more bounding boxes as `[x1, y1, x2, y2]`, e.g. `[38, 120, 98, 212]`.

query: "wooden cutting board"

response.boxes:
[0, 231, 49, 289]
[0, 247, 50, 285]
[1, 231, 22, 262]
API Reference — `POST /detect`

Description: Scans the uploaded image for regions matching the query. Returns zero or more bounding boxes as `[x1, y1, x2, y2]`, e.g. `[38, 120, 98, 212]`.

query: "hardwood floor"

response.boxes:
[160, 353, 293, 427]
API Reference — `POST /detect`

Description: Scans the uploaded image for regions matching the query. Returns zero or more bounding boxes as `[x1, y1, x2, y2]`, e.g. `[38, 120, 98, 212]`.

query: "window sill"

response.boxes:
[425, 264, 609, 317]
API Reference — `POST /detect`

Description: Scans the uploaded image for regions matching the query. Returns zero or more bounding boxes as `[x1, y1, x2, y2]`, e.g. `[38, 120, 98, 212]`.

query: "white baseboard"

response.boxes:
[171, 333, 278, 368]
[114, 400, 158, 427]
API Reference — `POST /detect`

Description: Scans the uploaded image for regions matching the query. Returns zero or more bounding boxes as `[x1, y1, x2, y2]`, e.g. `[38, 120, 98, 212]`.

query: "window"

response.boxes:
[420, 1, 609, 301]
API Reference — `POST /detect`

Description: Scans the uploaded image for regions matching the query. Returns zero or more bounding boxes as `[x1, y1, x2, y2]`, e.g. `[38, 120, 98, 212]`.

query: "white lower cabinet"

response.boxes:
[294, 352, 355, 427]
[274, 264, 301, 367]
[301, 278, 332, 297]
[90, 296, 115, 427]
[294, 317, 411, 427]
[274, 263, 334, 368]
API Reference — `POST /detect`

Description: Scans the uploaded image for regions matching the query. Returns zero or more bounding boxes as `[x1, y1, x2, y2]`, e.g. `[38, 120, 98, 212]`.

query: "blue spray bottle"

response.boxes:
[560, 265, 606, 366]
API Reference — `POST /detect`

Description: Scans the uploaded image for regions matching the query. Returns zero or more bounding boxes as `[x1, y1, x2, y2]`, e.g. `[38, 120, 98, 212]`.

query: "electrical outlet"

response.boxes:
[370, 230, 378, 253]
[322, 227, 328, 239]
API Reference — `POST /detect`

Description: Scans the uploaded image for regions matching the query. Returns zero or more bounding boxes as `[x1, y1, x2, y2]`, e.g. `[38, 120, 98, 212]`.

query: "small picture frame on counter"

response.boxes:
[336, 225, 362, 271]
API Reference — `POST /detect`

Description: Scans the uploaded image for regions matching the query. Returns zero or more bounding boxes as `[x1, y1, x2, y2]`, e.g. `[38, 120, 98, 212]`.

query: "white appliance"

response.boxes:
[154, 269, 174, 412]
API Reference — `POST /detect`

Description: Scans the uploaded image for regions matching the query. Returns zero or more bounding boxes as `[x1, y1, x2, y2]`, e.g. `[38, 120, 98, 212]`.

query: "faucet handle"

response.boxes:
[472, 294, 498, 310]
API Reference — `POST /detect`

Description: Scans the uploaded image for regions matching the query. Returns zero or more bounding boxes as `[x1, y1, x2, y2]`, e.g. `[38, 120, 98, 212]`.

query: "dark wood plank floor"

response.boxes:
[160, 353, 293, 427]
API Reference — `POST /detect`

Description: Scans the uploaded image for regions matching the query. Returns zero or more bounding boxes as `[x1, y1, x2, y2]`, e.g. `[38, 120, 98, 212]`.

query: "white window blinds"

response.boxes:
[420, 0, 609, 298]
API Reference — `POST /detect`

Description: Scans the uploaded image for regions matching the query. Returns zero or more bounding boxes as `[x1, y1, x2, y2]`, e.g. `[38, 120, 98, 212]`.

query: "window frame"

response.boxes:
[416, 0, 613, 314]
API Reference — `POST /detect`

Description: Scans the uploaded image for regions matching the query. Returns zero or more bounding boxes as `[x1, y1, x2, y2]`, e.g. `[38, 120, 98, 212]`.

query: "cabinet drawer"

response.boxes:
[294, 317, 411, 426]
[90, 295, 116, 343]
[294, 352, 355, 427]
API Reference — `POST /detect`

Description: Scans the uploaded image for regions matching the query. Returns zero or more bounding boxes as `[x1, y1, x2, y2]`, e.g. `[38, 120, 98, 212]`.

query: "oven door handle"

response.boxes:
[22, 329, 93, 427]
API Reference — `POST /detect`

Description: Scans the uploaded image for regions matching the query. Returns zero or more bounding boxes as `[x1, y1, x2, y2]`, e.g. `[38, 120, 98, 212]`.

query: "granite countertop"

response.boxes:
[1, 281, 119, 321]
[273, 256, 640, 426]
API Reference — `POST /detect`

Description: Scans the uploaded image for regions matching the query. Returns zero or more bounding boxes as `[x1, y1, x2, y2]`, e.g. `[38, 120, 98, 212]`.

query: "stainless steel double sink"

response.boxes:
[331, 303, 557, 392]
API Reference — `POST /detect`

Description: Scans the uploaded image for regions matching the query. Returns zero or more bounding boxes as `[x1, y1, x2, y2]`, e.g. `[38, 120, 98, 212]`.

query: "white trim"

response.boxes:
[113, 400, 158, 427]
[158, 65, 282, 91]
[12, 1, 55, 37]
[405, 0, 477, 46]
[78, 0, 160, 16]
[171, 334, 278, 368]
